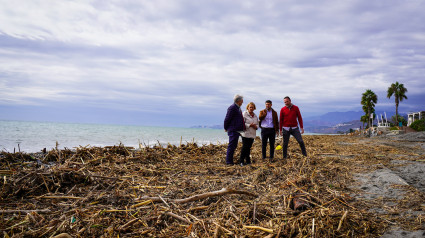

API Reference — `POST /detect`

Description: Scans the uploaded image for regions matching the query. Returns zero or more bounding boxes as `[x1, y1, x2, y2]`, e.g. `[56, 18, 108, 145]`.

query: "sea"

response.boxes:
[0, 120, 325, 153]
[0, 120, 230, 153]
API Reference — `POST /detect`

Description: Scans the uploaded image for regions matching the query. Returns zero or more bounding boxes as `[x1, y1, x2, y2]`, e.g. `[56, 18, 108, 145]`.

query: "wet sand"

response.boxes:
[351, 132, 425, 237]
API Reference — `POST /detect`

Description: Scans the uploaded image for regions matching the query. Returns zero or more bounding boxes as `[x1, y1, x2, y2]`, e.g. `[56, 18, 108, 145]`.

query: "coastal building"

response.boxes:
[376, 112, 390, 127]
[407, 111, 425, 126]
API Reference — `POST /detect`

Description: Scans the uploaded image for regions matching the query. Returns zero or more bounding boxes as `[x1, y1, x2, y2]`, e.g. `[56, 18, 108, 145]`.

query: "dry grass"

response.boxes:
[1, 135, 424, 237]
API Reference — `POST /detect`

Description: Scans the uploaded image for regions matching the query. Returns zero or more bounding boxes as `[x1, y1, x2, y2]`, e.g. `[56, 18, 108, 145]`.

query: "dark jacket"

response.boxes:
[259, 108, 279, 132]
[224, 103, 244, 132]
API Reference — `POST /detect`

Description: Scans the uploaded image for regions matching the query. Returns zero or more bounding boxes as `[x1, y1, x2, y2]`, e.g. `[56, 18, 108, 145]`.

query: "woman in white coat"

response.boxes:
[239, 102, 259, 166]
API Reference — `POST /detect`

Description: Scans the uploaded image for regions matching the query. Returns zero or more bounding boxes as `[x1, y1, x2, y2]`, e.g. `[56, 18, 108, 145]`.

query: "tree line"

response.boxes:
[361, 82, 408, 128]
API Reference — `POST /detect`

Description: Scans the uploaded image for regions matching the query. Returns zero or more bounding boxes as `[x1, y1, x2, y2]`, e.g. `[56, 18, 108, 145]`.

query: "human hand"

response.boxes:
[301, 128, 304, 134]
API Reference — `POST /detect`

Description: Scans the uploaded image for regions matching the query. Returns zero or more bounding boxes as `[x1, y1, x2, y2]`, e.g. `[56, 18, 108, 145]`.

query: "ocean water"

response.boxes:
[0, 120, 230, 153]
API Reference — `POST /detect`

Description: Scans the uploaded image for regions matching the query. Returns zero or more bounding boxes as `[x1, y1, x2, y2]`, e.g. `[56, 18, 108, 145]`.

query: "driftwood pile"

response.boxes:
[1, 135, 424, 237]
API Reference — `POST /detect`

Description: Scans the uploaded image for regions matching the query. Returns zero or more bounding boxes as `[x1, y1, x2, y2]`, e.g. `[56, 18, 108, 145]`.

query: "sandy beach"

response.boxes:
[1, 132, 424, 237]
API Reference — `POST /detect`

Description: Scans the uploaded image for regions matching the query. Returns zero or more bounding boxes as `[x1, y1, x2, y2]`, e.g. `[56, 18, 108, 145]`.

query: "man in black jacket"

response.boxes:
[224, 94, 244, 165]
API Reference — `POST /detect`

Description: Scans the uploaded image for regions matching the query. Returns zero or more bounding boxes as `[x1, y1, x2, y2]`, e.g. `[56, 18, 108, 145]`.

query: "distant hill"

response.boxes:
[190, 125, 222, 129]
[305, 120, 363, 134]
[191, 110, 404, 134]
[304, 111, 364, 127]
[303, 110, 400, 134]
[304, 110, 399, 126]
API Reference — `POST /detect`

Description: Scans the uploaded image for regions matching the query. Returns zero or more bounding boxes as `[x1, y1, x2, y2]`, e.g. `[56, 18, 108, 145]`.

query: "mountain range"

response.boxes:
[303, 110, 399, 133]
[191, 110, 404, 134]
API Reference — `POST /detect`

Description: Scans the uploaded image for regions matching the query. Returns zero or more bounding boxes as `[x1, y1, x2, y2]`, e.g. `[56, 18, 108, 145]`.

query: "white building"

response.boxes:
[376, 112, 390, 127]
[407, 111, 425, 126]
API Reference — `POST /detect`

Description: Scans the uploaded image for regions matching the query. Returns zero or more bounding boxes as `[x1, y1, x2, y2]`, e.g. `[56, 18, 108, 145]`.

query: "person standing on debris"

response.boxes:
[279, 96, 307, 159]
[239, 102, 259, 166]
[224, 94, 245, 165]
[259, 100, 279, 161]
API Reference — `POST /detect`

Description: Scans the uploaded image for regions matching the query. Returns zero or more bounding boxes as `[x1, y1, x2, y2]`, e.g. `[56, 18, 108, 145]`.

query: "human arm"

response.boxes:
[273, 110, 279, 135]
[244, 112, 258, 130]
[252, 114, 259, 130]
[243, 112, 251, 131]
[224, 106, 234, 131]
[258, 110, 266, 120]
[296, 107, 304, 134]
[279, 108, 284, 135]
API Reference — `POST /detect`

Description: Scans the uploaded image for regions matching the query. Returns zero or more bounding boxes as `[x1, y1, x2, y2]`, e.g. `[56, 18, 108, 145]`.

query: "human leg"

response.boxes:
[269, 131, 276, 159]
[261, 129, 268, 159]
[226, 131, 239, 164]
[282, 129, 291, 159]
[245, 138, 254, 164]
[292, 128, 307, 156]
[239, 137, 250, 164]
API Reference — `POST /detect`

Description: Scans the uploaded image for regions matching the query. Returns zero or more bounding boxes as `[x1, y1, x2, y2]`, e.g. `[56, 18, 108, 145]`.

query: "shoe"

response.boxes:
[240, 163, 244, 167]
[226, 163, 234, 166]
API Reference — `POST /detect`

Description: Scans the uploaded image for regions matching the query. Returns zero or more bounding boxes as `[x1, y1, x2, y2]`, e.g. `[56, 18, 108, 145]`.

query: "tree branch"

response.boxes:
[138, 187, 258, 204]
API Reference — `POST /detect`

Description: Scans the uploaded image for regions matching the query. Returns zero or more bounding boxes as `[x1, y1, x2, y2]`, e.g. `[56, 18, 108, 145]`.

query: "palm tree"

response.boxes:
[360, 115, 368, 129]
[387, 82, 408, 126]
[361, 89, 378, 128]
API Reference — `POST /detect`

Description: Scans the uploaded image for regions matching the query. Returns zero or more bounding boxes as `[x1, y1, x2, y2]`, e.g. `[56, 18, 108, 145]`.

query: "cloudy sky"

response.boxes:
[1, 0, 424, 127]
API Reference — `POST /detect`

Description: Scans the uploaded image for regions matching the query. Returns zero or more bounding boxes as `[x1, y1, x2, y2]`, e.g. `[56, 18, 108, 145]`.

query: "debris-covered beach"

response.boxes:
[1, 133, 425, 237]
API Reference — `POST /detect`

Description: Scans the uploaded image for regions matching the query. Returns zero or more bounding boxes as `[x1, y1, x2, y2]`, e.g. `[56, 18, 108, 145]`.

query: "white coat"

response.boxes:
[241, 110, 259, 139]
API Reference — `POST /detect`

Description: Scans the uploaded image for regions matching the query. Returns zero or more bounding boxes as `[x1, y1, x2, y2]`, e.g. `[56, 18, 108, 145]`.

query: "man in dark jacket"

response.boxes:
[258, 100, 279, 161]
[224, 94, 244, 165]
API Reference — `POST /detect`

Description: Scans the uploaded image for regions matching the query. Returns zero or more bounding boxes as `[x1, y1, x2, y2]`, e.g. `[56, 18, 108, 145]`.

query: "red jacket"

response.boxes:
[279, 105, 303, 130]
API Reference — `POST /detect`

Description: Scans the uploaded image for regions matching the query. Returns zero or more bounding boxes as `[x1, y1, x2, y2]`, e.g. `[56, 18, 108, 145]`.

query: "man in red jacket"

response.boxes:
[279, 96, 307, 159]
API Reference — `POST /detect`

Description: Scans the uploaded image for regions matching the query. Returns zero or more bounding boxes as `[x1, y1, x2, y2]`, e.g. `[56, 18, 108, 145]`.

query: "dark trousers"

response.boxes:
[226, 131, 240, 164]
[239, 137, 254, 164]
[261, 128, 276, 159]
[282, 127, 307, 158]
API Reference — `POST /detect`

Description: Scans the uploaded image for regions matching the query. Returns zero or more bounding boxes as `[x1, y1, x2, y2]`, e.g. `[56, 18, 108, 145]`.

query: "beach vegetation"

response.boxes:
[390, 115, 407, 126]
[409, 119, 425, 131]
[360, 115, 368, 129]
[361, 89, 378, 128]
[387, 82, 408, 126]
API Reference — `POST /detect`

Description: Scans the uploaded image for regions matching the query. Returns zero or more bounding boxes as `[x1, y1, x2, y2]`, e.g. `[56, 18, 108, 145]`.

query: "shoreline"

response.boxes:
[1, 133, 334, 154]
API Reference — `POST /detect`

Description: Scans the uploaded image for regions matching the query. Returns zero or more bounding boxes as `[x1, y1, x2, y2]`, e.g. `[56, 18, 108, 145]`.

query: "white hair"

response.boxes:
[233, 94, 243, 103]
